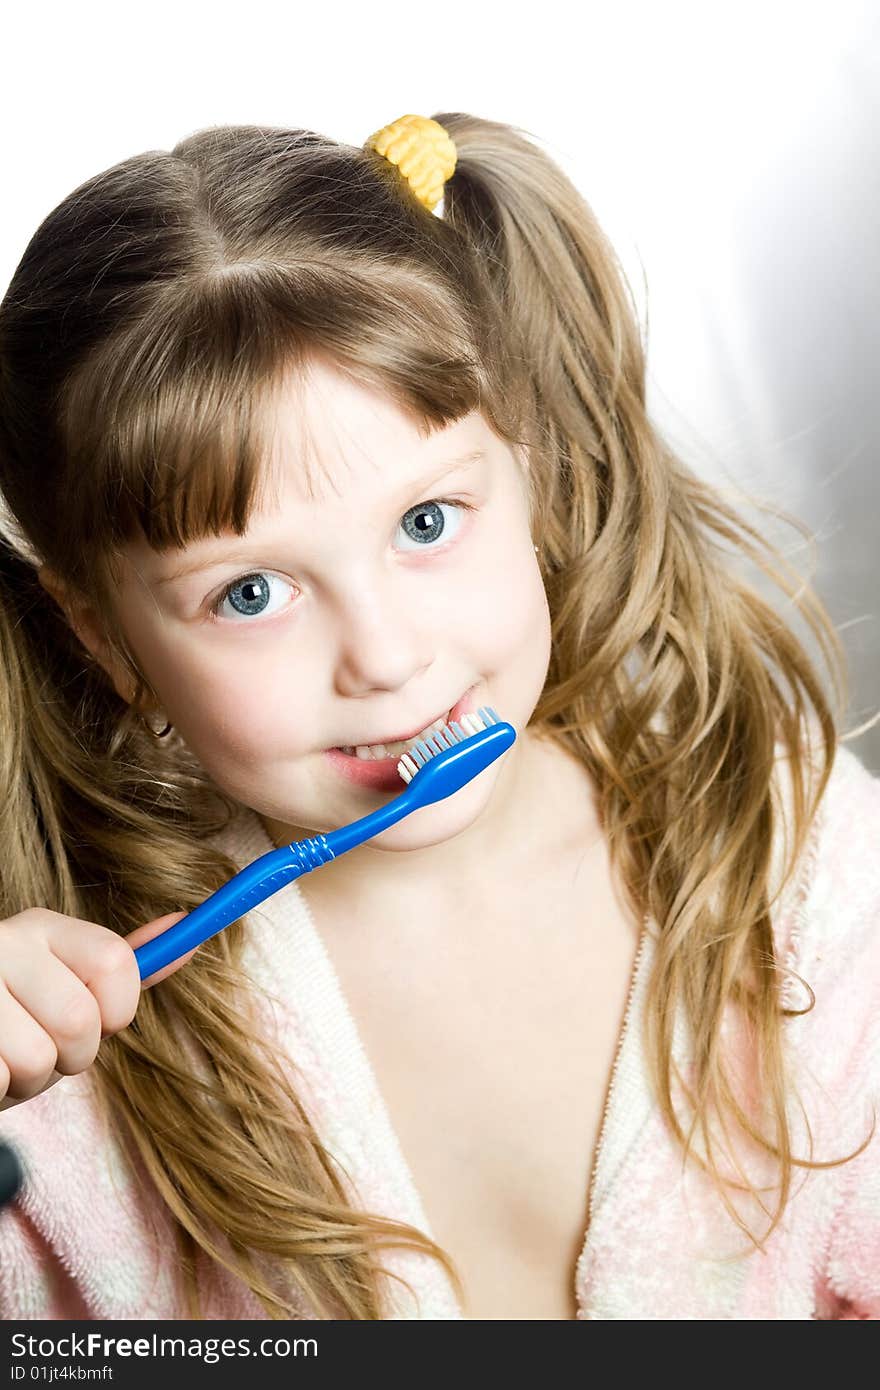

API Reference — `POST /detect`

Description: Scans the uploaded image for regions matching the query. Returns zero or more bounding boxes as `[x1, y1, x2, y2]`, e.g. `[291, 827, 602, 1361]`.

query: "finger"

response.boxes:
[0, 950, 102, 1077]
[44, 922, 142, 1037]
[123, 910, 200, 989]
[0, 982, 63, 1101]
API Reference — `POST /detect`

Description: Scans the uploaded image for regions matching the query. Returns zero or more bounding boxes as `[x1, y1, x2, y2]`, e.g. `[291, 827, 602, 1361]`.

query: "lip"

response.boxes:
[324, 685, 479, 792]
[331, 684, 479, 753]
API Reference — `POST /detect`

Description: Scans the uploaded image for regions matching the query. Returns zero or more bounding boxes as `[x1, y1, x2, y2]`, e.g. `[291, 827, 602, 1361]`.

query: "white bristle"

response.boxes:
[396, 706, 500, 784]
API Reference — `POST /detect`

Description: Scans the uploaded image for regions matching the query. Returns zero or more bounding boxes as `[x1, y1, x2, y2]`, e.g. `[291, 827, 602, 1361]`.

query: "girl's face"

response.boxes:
[54, 359, 552, 882]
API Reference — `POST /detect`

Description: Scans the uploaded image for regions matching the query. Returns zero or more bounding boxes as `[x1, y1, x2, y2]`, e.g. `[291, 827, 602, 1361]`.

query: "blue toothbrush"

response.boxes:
[134, 707, 515, 980]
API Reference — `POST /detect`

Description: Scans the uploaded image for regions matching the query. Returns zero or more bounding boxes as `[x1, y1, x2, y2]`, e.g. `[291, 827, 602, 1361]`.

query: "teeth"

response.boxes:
[340, 713, 452, 761]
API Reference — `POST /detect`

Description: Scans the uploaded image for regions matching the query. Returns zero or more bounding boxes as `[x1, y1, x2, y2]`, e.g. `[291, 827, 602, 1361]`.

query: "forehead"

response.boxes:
[256, 358, 486, 508]
[116, 359, 496, 577]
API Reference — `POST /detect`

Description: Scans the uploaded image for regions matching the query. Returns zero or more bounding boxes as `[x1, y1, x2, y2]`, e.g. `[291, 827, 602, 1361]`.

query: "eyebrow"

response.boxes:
[153, 449, 487, 588]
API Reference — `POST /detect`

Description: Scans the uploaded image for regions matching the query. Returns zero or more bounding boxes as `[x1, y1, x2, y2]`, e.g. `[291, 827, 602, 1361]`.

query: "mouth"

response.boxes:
[331, 685, 478, 763]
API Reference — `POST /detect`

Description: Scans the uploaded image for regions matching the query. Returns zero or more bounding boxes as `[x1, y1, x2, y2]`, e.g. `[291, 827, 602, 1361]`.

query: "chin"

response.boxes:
[365, 765, 498, 851]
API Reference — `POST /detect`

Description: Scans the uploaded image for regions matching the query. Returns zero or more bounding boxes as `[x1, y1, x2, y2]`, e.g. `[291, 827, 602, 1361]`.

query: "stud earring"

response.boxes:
[141, 709, 173, 738]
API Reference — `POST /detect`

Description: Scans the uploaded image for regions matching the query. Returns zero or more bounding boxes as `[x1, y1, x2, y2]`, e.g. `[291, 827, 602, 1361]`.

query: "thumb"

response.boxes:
[123, 909, 199, 989]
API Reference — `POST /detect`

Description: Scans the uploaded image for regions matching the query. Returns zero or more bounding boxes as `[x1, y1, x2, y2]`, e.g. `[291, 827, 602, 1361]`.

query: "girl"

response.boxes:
[0, 113, 877, 1321]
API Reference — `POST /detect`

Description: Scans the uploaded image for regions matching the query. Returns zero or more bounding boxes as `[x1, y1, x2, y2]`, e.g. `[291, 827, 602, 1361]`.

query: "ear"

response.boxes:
[37, 566, 138, 706]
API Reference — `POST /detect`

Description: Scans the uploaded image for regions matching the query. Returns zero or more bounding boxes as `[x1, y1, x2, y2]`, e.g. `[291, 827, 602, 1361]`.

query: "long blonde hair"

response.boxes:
[0, 115, 873, 1318]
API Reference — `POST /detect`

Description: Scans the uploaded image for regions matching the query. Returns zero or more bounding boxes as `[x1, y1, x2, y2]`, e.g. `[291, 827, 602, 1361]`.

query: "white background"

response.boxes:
[2, 0, 878, 766]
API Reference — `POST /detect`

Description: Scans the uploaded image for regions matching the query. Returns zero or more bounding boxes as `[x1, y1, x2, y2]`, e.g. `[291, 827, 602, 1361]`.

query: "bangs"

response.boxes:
[55, 260, 490, 587]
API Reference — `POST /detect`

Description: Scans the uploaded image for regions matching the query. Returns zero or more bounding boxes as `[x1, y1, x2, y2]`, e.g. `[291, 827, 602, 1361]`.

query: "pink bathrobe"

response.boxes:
[1, 739, 878, 1319]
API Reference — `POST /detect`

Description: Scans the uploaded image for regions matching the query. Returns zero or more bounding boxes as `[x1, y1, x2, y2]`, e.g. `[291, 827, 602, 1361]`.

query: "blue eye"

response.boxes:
[209, 498, 473, 622]
[397, 498, 468, 550]
[209, 571, 293, 621]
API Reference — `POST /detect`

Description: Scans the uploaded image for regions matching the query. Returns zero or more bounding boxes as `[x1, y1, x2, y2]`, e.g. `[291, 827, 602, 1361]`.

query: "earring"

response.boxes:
[141, 709, 173, 738]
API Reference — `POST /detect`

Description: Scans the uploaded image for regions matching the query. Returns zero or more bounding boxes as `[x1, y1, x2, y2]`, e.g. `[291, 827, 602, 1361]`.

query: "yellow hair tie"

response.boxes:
[364, 114, 457, 213]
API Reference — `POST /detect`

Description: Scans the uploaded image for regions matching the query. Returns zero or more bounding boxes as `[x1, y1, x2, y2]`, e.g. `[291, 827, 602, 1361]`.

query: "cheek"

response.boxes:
[128, 618, 320, 760]
[465, 544, 549, 662]
[176, 669, 326, 778]
[187, 655, 321, 757]
[522, 565, 553, 679]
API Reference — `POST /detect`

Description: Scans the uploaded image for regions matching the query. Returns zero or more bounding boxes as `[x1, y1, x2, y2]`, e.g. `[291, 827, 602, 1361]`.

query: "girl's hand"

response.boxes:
[0, 907, 196, 1111]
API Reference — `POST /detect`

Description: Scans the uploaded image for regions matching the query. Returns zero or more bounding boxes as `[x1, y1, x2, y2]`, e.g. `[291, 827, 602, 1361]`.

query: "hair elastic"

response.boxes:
[364, 114, 457, 213]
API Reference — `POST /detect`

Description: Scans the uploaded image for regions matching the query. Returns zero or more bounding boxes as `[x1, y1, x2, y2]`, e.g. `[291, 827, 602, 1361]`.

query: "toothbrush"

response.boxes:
[134, 706, 515, 980]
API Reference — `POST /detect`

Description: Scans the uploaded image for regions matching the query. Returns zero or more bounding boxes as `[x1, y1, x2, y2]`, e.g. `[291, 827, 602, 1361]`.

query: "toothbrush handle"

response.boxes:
[132, 787, 414, 983]
[132, 721, 512, 982]
[133, 846, 315, 980]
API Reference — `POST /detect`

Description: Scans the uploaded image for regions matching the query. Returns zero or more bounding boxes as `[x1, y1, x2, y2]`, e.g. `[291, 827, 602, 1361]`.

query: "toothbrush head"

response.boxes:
[395, 706, 516, 806]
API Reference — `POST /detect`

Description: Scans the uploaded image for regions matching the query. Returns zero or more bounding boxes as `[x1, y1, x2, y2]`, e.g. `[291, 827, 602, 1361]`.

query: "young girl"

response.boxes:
[0, 112, 877, 1322]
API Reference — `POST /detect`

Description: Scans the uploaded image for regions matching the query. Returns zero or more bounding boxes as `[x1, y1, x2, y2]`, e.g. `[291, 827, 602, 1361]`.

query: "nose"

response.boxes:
[330, 577, 435, 699]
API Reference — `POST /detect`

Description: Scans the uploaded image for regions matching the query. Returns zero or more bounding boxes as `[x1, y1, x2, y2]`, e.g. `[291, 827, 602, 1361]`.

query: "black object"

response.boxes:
[0, 1138, 23, 1207]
